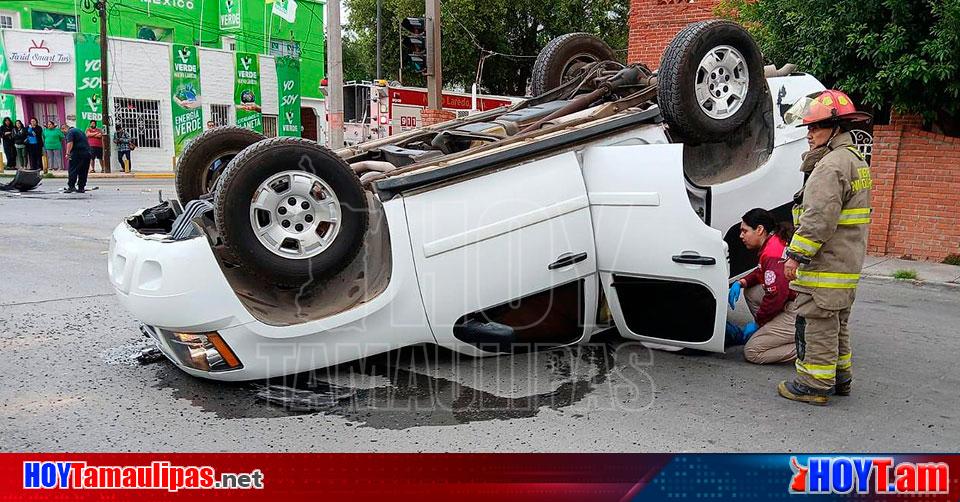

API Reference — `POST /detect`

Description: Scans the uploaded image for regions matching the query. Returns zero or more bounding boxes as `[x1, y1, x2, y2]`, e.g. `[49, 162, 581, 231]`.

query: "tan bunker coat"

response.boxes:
[786, 132, 872, 391]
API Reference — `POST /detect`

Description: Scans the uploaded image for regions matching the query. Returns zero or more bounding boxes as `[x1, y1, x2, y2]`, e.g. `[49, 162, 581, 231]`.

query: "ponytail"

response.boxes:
[742, 208, 793, 243]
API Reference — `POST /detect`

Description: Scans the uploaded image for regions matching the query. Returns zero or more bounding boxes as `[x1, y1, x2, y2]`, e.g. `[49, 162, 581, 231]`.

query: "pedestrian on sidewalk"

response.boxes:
[61, 122, 91, 193]
[778, 90, 873, 406]
[726, 208, 797, 364]
[25, 118, 44, 171]
[11, 120, 27, 168]
[43, 120, 65, 173]
[1, 117, 17, 169]
[86, 120, 104, 173]
[114, 124, 133, 172]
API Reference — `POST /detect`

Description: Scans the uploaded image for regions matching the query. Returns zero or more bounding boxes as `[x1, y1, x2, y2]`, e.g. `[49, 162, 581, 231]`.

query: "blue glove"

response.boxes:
[724, 321, 744, 346]
[742, 321, 759, 338]
[728, 281, 742, 310]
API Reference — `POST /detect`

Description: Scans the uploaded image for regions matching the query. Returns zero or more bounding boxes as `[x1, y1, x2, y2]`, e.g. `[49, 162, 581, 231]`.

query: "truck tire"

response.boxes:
[175, 126, 264, 203]
[530, 33, 616, 97]
[658, 20, 764, 143]
[214, 137, 369, 288]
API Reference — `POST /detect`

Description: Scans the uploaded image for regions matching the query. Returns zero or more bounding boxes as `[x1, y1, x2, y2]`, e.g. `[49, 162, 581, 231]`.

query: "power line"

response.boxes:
[443, 8, 539, 60]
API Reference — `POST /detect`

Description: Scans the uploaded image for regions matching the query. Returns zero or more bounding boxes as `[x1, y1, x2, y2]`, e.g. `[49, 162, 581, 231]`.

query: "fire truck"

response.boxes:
[341, 81, 521, 145]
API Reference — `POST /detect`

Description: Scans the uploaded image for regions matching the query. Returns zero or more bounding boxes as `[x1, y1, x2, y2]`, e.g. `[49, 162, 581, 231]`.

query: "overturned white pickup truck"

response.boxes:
[109, 21, 832, 380]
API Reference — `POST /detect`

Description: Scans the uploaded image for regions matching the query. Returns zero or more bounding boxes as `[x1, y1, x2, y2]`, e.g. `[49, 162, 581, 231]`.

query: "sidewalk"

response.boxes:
[863, 255, 960, 288]
[1, 169, 172, 179]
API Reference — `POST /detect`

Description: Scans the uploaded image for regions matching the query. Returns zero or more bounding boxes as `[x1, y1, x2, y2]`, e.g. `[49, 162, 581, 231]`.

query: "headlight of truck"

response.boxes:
[164, 331, 242, 372]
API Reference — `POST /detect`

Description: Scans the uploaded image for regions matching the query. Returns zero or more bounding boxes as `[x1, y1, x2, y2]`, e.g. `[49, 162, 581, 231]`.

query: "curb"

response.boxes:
[1, 171, 173, 179]
[861, 274, 960, 293]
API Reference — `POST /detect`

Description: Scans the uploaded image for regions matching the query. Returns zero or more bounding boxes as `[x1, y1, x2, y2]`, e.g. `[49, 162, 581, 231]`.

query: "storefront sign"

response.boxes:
[276, 56, 301, 137]
[219, 0, 242, 31]
[0, 36, 15, 122]
[139, 0, 197, 11]
[75, 34, 102, 123]
[171, 44, 203, 156]
[234, 52, 262, 133]
[9, 40, 71, 68]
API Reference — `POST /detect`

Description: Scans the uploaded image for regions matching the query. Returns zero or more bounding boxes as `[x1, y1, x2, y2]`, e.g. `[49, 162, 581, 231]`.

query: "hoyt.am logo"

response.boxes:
[789, 456, 950, 495]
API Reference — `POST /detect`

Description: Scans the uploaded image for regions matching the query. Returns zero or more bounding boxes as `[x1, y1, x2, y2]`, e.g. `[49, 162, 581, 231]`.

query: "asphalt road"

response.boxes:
[1, 180, 957, 452]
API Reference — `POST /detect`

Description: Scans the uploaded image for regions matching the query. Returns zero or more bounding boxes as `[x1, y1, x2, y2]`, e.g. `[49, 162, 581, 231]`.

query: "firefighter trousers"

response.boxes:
[791, 292, 852, 393]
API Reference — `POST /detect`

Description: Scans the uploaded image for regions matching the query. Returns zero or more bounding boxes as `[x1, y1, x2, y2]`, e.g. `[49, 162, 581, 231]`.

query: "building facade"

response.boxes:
[2, 28, 325, 171]
[0, 0, 327, 171]
[0, 0, 325, 100]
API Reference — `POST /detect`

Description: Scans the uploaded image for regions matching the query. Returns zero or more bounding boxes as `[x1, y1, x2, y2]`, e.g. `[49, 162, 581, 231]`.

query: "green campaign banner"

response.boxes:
[171, 44, 203, 156]
[74, 34, 102, 124]
[136, 26, 175, 43]
[32, 11, 79, 32]
[0, 35, 16, 122]
[276, 56, 301, 137]
[234, 52, 262, 133]
[219, 0, 241, 31]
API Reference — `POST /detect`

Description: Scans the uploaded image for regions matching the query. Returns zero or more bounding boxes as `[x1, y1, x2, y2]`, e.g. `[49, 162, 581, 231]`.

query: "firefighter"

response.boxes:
[778, 89, 873, 406]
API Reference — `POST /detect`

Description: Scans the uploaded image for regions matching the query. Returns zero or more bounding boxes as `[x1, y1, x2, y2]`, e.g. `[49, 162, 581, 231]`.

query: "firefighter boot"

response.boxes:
[835, 379, 851, 396]
[778, 380, 831, 406]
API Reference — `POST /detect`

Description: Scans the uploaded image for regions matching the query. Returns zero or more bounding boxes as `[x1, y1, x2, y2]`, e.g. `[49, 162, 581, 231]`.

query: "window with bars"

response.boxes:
[221, 36, 236, 52]
[0, 14, 15, 29]
[210, 104, 231, 126]
[114, 98, 162, 148]
[263, 115, 278, 137]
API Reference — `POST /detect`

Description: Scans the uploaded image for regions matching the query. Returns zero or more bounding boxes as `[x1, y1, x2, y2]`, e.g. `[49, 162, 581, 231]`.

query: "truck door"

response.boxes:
[582, 143, 729, 352]
[403, 152, 599, 353]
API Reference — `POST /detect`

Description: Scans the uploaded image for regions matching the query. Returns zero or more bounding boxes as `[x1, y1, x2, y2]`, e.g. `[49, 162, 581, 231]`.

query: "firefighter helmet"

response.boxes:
[784, 90, 872, 128]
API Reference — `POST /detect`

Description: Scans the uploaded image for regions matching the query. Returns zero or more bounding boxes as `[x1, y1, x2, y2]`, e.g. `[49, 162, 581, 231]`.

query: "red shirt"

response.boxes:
[86, 127, 103, 148]
[742, 234, 796, 326]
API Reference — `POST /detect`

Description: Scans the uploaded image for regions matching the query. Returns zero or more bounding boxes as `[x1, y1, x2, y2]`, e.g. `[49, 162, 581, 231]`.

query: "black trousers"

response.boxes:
[1, 140, 14, 168]
[26, 143, 43, 170]
[68, 150, 91, 189]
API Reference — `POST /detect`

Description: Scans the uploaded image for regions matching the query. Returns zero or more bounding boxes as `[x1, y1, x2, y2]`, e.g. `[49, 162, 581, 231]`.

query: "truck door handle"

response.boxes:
[672, 254, 716, 265]
[549, 252, 588, 270]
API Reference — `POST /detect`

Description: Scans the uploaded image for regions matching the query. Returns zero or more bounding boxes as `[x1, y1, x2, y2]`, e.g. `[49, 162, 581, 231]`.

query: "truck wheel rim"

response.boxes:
[694, 45, 749, 119]
[561, 52, 599, 82]
[249, 170, 342, 260]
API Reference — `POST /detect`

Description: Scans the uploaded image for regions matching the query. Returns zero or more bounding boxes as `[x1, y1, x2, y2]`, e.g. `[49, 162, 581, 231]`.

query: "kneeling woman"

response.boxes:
[728, 208, 797, 364]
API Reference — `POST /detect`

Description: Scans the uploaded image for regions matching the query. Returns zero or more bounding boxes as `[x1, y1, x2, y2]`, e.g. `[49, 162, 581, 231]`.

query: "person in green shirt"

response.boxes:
[43, 121, 65, 173]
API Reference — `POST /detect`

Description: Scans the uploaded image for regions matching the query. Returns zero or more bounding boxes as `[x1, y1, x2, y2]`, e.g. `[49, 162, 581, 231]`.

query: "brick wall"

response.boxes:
[421, 109, 456, 127]
[868, 114, 960, 261]
[627, 0, 722, 67]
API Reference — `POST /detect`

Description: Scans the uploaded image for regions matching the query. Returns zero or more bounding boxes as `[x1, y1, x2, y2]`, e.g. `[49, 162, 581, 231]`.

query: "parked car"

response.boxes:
[109, 21, 829, 381]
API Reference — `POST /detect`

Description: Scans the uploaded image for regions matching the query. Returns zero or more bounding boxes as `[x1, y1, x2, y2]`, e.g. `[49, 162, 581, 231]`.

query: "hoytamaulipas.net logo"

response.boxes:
[23, 461, 264, 491]
[789, 456, 949, 495]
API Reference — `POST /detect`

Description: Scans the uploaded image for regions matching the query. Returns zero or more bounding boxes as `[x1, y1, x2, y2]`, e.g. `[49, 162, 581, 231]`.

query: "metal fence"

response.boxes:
[210, 104, 231, 126]
[263, 115, 278, 137]
[113, 97, 161, 148]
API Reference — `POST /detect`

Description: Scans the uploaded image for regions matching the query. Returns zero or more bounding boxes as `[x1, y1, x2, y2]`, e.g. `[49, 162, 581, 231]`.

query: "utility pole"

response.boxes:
[326, 0, 344, 149]
[376, 0, 382, 80]
[424, 0, 441, 110]
[95, 0, 112, 172]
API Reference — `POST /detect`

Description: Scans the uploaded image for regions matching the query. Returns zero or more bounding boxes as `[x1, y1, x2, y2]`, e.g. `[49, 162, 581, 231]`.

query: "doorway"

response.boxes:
[300, 106, 317, 141]
[20, 94, 67, 170]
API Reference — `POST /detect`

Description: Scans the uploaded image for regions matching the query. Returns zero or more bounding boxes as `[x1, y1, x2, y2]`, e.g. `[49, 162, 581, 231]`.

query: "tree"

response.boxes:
[718, 0, 960, 119]
[343, 0, 628, 96]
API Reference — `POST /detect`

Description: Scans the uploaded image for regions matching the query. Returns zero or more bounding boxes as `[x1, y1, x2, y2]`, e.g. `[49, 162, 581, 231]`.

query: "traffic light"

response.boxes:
[401, 17, 427, 75]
